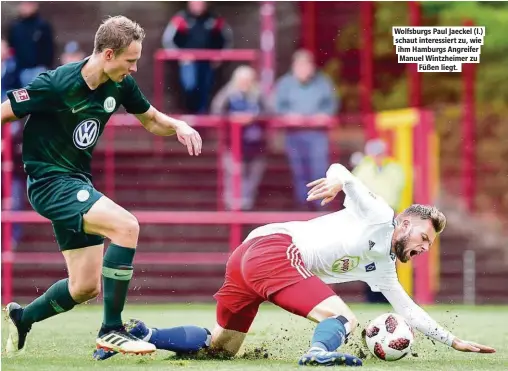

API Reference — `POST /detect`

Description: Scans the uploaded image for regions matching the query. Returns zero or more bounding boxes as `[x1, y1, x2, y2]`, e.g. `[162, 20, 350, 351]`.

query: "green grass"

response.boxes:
[2, 304, 507, 370]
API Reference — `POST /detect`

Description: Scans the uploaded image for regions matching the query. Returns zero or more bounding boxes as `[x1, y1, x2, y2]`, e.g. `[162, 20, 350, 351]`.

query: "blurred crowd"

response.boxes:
[162, 2, 343, 211]
[2, 1, 406, 254]
[2, 1, 410, 304]
[2, 1, 343, 213]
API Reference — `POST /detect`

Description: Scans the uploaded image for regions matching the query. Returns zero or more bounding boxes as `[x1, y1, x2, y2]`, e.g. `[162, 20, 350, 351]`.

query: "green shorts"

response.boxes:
[27, 173, 105, 251]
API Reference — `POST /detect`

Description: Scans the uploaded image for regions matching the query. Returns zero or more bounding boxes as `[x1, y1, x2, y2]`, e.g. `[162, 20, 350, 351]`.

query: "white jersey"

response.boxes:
[245, 164, 455, 347]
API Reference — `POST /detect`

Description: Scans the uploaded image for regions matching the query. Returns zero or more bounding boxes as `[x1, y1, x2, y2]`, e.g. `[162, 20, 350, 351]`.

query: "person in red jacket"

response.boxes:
[162, 1, 233, 113]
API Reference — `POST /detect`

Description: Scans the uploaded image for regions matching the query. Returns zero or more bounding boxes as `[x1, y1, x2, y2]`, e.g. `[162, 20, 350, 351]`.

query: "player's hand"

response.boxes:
[176, 122, 202, 156]
[451, 338, 496, 353]
[306, 177, 343, 206]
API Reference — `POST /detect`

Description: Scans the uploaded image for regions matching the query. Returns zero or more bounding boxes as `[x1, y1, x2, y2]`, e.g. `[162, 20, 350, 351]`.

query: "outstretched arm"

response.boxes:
[381, 283, 495, 353]
[1, 100, 19, 125]
[307, 163, 394, 224]
[135, 106, 202, 156]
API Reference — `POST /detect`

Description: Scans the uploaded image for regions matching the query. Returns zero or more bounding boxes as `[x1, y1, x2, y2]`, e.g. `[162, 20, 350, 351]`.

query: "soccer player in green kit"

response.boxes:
[1, 16, 202, 355]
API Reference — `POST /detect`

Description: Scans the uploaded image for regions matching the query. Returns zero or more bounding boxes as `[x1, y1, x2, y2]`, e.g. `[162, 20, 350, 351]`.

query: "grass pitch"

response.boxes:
[2, 303, 506, 370]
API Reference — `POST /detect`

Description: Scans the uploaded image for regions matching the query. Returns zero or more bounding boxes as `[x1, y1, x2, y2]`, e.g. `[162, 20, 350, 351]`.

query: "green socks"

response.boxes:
[102, 243, 136, 328]
[18, 244, 135, 330]
[21, 278, 77, 328]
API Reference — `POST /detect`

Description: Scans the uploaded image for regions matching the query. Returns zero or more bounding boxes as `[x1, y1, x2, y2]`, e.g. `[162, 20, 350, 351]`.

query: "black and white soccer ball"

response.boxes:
[364, 313, 414, 361]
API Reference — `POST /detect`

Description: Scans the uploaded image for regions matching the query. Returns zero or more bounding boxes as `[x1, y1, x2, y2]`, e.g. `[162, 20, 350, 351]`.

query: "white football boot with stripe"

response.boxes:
[96, 330, 156, 355]
[4, 302, 31, 356]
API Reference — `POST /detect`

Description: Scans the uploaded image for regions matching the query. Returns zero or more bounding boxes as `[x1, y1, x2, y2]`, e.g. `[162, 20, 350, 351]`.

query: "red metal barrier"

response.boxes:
[103, 113, 337, 217]
[1, 210, 324, 303]
[408, 1, 422, 108]
[301, 2, 317, 53]
[2, 210, 327, 225]
[1, 115, 339, 304]
[360, 2, 375, 139]
[462, 20, 476, 211]
[412, 110, 433, 304]
[104, 114, 227, 209]
[229, 119, 242, 248]
[2, 124, 13, 304]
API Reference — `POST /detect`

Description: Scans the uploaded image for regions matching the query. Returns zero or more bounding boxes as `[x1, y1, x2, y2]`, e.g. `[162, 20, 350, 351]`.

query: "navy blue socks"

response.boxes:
[131, 323, 211, 353]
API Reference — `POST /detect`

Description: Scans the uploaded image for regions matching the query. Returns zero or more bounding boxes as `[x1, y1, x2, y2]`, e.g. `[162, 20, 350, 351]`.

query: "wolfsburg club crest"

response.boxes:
[104, 97, 116, 113]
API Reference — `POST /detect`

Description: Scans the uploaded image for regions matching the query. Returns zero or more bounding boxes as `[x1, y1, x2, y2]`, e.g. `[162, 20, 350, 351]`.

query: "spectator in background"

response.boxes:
[60, 41, 86, 65]
[2, 38, 24, 251]
[274, 49, 339, 210]
[352, 138, 405, 304]
[1, 39, 19, 100]
[8, 1, 54, 86]
[211, 65, 268, 211]
[162, 1, 233, 114]
[353, 139, 406, 211]
[349, 151, 364, 169]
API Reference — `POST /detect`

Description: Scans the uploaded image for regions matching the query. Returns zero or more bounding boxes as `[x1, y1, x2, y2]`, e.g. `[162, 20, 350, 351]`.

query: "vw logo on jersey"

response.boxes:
[104, 97, 116, 113]
[73, 119, 100, 150]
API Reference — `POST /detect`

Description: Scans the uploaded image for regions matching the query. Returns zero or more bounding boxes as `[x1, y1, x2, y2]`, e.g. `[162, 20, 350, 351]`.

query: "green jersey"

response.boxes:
[7, 58, 150, 179]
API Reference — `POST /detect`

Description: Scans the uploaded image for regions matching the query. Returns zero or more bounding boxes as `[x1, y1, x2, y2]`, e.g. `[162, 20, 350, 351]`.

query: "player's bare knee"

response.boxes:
[334, 311, 358, 332]
[209, 325, 245, 357]
[69, 280, 101, 303]
[316, 308, 357, 329]
[122, 213, 139, 239]
[110, 213, 140, 247]
[309, 296, 358, 331]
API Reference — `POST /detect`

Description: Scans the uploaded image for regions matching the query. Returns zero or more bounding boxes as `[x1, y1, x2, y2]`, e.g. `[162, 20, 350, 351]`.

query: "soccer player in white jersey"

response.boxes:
[111, 163, 495, 365]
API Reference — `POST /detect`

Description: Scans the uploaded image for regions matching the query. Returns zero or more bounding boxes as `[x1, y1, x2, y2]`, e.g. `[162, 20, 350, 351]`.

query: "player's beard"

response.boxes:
[393, 233, 411, 263]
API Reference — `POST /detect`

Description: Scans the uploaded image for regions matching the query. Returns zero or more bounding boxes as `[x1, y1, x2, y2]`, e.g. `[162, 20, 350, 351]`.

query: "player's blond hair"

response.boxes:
[400, 204, 447, 234]
[94, 16, 145, 55]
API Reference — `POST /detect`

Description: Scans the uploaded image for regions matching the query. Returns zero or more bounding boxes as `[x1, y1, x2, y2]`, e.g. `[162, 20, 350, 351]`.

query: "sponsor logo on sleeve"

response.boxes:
[12, 89, 30, 103]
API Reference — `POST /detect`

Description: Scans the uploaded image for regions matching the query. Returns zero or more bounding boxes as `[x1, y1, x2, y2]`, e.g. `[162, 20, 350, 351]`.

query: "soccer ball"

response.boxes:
[364, 313, 414, 361]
